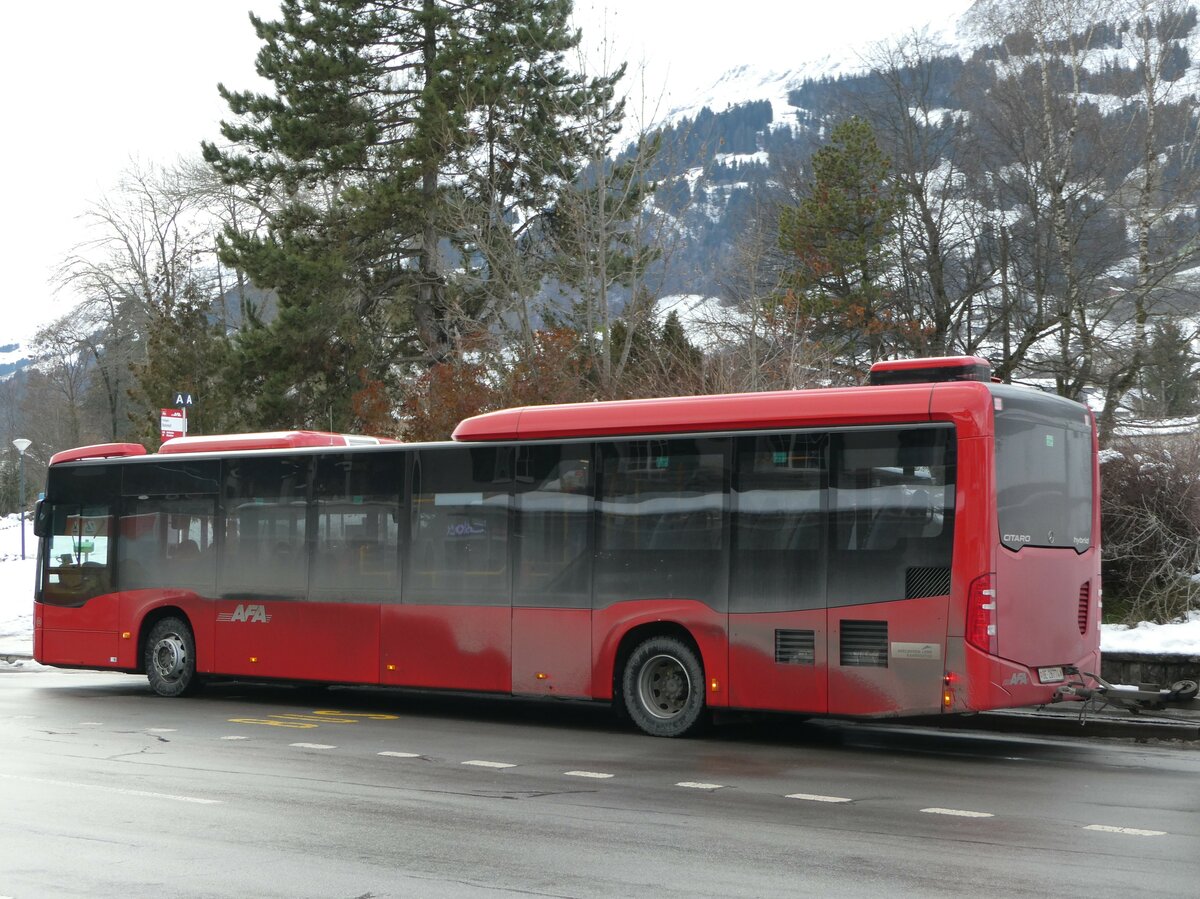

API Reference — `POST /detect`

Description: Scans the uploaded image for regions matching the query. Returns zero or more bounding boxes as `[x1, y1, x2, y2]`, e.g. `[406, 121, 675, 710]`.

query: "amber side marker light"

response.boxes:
[710, 678, 720, 693]
[121, 631, 131, 639]
[943, 673, 957, 709]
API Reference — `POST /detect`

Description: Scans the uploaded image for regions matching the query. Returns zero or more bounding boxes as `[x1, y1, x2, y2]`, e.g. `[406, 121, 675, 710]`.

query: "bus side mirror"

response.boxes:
[33, 499, 49, 538]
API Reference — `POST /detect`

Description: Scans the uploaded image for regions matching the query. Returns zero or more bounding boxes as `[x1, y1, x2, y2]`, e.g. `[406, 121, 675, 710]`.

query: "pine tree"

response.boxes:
[777, 117, 901, 366]
[1140, 320, 1199, 417]
[129, 286, 234, 445]
[203, 0, 622, 430]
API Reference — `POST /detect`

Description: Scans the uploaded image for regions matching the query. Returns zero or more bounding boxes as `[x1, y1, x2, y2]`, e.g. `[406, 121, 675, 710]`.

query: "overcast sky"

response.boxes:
[0, 0, 973, 346]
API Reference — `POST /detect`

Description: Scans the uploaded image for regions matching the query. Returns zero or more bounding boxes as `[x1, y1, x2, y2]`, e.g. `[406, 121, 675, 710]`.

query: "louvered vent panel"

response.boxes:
[906, 567, 952, 599]
[840, 620, 888, 668]
[1078, 582, 1090, 635]
[775, 629, 816, 665]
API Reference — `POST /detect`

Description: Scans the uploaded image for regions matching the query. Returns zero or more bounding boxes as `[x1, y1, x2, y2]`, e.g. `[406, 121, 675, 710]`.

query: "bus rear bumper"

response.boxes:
[954, 645, 1102, 711]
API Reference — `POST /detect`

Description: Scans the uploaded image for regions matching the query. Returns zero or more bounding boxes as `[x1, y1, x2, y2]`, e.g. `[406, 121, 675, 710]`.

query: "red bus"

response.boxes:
[32, 357, 1100, 737]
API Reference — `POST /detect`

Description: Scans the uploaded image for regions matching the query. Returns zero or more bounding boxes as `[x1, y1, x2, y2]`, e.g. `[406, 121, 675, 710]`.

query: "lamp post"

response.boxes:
[12, 439, 30, 560]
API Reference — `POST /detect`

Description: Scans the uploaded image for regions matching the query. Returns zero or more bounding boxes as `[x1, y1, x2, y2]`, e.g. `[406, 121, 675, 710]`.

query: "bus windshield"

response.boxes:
[992, 387, 1093, 552]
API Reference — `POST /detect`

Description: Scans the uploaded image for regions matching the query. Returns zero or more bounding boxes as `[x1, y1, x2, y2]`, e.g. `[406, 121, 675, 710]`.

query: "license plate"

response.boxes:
[1038, 666, 1065, 684]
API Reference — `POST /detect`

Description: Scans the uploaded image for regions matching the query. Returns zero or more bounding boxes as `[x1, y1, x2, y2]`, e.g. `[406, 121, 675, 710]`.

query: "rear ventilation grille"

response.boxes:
[840, 620, 888, 668]
[906, 567, 951, 599]
[1078, 582, 1090, 634]
[775, 629, 816, 665]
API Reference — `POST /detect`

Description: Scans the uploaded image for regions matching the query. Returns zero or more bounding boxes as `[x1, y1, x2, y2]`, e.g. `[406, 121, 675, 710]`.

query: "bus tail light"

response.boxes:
[966, 574, 997, 655]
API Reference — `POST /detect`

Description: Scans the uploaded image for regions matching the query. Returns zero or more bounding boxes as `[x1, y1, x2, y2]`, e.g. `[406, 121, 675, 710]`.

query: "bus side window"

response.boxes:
[513, 445, 592, 609]
[731, 433, 827, 614]
[828, 428, 955, 605]
[221, 457, 311, 599]
[595, 438, 728, 610]
[117, 499, 217, 592]
[407, 447, 510, 605]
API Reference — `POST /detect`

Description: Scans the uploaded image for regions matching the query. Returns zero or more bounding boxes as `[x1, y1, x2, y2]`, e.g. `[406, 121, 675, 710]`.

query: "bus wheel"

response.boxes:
[145, 617, 198, 697]
[623, 636, 706, 737]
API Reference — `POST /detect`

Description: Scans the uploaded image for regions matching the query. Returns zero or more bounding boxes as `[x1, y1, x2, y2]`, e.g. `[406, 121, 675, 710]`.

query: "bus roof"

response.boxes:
[451, 383, 955, 442]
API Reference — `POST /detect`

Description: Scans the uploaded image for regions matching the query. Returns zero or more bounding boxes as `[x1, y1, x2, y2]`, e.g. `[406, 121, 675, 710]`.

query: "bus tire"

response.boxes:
[622, 636, 707, 737]
[145, 617, 198, 698]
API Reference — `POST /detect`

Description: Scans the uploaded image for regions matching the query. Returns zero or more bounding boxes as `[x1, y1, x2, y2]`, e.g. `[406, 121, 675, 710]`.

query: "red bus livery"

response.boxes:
[33, 359, 1101, 737]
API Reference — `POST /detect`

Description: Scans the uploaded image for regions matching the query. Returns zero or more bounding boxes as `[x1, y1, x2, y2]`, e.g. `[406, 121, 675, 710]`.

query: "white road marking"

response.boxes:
[147, 728, 177, 733]
[0, 772, 220, 805]
[564, 770, 614, 779]
[676, 781, 724, 790]
[378, 751, 421, 758]
[463, 760, 516, 769]
[1084, 824, 1167, 836]
[289, 742, 337, 750]
[220, 735, 249, 741]
[77, 722, 103, 726]
[921, 807, 994, 818]
[786, 793, 853, 803]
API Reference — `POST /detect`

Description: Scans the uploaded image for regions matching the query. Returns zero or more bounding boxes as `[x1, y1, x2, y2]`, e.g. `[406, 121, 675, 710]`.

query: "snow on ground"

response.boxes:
[1, 512, 1198, 661]
[0, 514, 37, 658]
[1102, 611, 1200, 655]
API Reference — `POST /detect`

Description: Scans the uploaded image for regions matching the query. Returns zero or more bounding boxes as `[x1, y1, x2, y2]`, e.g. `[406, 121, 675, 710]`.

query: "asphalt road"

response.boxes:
[1, 668, 1198, 898]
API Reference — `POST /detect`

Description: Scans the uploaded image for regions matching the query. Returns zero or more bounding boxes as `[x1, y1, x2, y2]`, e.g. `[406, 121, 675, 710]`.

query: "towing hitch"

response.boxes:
[1054, 667, 1199, 712]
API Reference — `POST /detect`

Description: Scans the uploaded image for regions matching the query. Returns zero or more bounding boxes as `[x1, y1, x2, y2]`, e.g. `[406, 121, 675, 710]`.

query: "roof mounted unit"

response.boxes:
[49, 443, 149, 466]
[157, 431, 397, 455]
[868, 356, 993, 386]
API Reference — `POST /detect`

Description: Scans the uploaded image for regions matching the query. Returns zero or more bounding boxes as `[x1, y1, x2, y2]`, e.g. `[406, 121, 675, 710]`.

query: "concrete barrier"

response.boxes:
[1100, 652, 1200, 687]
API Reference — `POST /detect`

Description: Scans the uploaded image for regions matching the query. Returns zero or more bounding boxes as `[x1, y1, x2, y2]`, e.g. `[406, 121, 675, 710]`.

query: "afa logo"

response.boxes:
[217, 603, 272, 623]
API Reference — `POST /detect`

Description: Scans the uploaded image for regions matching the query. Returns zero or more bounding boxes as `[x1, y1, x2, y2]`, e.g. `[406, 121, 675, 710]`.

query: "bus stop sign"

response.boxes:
[161, 408, 187, 440]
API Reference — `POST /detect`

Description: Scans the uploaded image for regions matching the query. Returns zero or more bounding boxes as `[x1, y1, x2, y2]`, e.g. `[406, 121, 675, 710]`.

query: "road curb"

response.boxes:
[914, 708, 1200, 742]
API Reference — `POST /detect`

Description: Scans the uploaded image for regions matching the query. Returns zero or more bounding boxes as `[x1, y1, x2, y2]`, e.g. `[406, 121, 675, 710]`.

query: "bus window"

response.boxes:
[312, 452, 402, 601]
[994, 389, 1093, 551]
[42, 504, 113, 605]
[828, 427, 955, 607]
[731, 433, 827, 612]
[408, 447, 511, 605]
[221, 456, 311, 599]
[514, 444, 592, 609]
[116, 497, 217, 592]
[595, 438, 728, 610]
[122, 460, 220, 496]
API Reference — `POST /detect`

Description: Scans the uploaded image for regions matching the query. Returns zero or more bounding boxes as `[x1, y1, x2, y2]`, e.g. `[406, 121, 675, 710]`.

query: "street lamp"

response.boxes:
[12, 438, 30, 560]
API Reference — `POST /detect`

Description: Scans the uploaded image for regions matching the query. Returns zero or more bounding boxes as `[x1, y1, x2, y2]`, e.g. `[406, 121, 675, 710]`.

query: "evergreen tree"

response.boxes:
[203, 0, 622, 430]
[128, 285, 234, 445]
[1140, 320, 1199, 417]
[777, 116, 901, 365]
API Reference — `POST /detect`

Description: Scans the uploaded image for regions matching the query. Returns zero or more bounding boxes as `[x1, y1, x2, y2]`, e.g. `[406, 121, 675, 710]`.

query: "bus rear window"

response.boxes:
[993, 388, 1093, 552]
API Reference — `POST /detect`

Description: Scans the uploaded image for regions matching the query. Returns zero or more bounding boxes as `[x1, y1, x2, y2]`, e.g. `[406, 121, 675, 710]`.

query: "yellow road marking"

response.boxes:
[228, 709, 400, 728]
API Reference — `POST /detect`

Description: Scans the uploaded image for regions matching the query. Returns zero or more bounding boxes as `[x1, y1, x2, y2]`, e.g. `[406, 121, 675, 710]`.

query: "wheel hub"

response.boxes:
[638, 654, 691, 720]
[152, 635, 187, 681]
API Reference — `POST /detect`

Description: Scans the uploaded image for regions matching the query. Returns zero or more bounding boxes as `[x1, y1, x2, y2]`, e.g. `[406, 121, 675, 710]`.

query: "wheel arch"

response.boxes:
[136, 606, 193, 674]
